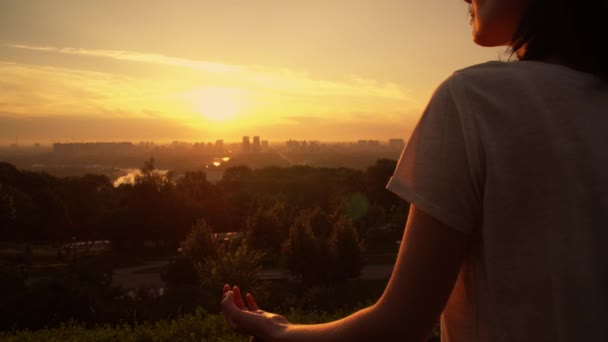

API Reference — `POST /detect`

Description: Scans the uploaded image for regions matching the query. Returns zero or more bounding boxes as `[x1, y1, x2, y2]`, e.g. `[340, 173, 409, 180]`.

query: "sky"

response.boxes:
[0, 0, 503, 144]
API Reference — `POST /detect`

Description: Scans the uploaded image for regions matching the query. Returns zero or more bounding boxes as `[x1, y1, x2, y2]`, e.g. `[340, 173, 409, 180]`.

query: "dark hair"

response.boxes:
[511, 0, 608, 82]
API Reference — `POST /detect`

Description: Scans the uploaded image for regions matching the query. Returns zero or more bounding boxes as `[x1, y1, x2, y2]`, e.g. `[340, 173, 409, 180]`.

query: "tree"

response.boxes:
[282, 214, 326, 284]
[365, 159, 409, 221]
[283, 211, 366, 284]
[168, 219, 265, 310]
[199, 239, 263, 296]
[180, 219, 217, 262]
[302, 206, 333, 238]
[0, 184, 16, 234]
[161, 255, 199, 289]
[59, 174, 114, 244]
[161, 219, 217, 289]
[221, 166, 253, 183]
[246, 202, 288, 256]
[135, 157, 170, 191]
[342, 192, 370, 223]
[331, 215, 366, 280]
[176, 171, 212, 201]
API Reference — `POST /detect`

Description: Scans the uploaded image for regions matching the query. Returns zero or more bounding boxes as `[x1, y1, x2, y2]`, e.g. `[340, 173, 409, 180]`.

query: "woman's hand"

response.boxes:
[221, 284, 291, 341]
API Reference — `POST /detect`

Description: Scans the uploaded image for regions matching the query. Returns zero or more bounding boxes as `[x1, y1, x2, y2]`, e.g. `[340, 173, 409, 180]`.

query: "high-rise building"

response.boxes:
[252, 136, 261, 153]
[286, 139, 300, 150]
[389, 138, 405, 149]
[242, 136, 251, 153]
[193, 142, 204, 151]
[215, 139, 224, 154]
[261, 140, 269, 150]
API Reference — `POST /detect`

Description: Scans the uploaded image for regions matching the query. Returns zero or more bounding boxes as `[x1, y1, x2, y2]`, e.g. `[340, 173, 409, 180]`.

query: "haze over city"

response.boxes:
[0, 0, 502, 144]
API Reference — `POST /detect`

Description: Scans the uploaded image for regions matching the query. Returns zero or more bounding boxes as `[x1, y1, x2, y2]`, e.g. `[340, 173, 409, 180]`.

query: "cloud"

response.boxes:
[9, 44, 244, 74]
[0, 113, 203, 144]
[9, 44, 415, 101]
[0, 61, 189, 119]
[1, 44, 423, 141]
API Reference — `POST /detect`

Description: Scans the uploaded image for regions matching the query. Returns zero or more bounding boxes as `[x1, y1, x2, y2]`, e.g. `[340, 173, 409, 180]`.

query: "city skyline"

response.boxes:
[4, 136, 406, 149]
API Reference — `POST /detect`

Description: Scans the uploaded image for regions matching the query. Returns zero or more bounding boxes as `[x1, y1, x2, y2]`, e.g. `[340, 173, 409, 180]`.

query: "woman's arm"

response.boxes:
[222, 204, 470, 341]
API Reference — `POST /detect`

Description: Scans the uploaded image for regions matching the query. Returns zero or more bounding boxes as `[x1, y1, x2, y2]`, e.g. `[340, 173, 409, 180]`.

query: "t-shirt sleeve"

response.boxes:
[386, 75, 482, 234]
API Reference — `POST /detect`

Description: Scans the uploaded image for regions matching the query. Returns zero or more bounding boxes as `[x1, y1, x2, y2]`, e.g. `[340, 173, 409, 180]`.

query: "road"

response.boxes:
[257, 264, 394, 280]
[112, 262, 395, 289]
[112, 261, 168, 289]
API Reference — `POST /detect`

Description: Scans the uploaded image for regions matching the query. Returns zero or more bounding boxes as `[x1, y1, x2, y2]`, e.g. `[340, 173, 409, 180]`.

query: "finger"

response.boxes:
[246, 293, 260, 311]
[221, 291, 234, 320]
[232, 286, 246, 310]
[222, 292, 265, 335]
[221, 292, 245, 333]
[222, 291, 234, 313]
[229, 307, 267, 336]
[223, 284, 231, 295]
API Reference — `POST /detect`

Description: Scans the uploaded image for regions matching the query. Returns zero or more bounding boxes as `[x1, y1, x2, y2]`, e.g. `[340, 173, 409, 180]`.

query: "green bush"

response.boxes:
[0, 307, 441, 341]
[162, 220, 267, 314]
[180, 219, 217, 262]
[282, 211, 365, 284]
[0, 307, 364, 342]
[0, 309, 242, 342]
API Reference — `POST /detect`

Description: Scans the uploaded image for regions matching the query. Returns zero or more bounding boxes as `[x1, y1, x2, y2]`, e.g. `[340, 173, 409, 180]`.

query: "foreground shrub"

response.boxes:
[0, 306, 440, 341]
[0, 307, 360, 342]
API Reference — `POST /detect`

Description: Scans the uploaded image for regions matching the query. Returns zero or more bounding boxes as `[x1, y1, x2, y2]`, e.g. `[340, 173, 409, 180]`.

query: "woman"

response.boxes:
[221, 0, 608, 340]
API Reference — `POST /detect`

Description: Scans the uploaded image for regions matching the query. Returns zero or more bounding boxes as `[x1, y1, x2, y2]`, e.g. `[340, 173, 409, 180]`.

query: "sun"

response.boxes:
[190, 87, 244, 122]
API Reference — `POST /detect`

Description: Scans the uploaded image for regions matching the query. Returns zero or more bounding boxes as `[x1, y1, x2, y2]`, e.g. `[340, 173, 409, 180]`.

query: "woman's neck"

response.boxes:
[513, 44, 564, 66]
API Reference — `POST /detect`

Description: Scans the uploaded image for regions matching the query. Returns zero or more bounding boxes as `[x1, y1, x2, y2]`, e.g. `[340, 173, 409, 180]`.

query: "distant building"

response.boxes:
[252, 136, 261, 153]
[389, 138, 405, 149]
[193, 142, 205, 151]
[356, 140, 380, 148]
[286, 139, 300, 150]
[285, 139, 322, 152]
[138, 141, 155, 149]
[215, 139, 224, 154]
[53, 142, 134, 154]
[242, 136, 251, 153]
[227, 142, 240, 153]
[261, 140, 269, 150]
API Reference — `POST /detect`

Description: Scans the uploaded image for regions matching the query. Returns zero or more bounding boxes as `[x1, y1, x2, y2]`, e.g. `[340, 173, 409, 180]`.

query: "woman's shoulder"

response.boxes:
[455, 60, 513, 73]
[439, 61, 548, 100]
[430, 61, 514, 100]
[450, 61, 523, 84]
[428, 61, 536, 113]
[450, 60, 597, 86]
[435, 60, 602, 116]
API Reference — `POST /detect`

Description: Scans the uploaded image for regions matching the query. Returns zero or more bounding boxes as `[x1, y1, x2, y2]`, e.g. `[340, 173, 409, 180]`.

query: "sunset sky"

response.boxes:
[0, 0, 503, 144]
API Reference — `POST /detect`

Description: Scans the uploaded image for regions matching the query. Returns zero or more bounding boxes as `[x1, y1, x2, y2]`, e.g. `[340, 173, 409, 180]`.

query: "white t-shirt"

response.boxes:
[386, 60, 608, 342]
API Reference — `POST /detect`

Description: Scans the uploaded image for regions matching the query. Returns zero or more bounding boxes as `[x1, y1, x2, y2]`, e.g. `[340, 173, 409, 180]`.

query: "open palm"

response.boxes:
[221, 284, 290, 340]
